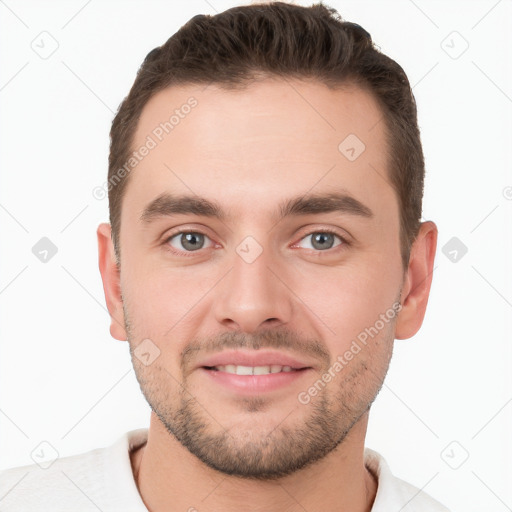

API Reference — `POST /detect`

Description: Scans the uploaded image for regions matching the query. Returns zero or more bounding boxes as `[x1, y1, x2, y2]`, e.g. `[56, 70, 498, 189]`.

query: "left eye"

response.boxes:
[296, 232, 344, 251]
[167, 232, 214, 252]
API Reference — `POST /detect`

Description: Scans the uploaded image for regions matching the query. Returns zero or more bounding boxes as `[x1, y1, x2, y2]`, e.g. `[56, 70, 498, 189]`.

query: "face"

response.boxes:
[109, 78, 408, 479]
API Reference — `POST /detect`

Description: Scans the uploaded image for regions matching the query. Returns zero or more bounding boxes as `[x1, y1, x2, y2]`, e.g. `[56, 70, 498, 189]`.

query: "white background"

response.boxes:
[1, 1, 511, 510]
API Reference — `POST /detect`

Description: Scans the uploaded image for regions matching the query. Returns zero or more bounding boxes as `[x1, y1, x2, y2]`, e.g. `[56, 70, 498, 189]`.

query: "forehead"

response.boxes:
[123, 77, 395, 226]
[134, 78, 386, 154]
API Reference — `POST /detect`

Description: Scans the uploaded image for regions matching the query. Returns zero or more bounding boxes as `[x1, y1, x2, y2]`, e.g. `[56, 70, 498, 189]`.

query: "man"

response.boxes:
[0, 2, 449, 511]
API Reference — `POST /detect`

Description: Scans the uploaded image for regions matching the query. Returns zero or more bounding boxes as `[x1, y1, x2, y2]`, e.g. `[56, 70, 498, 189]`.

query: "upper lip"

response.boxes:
[197, 350, 316, 370]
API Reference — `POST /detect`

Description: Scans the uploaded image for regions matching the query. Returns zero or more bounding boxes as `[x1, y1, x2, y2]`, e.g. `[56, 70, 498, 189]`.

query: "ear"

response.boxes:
[395, 221, 438, 340]
[97, 222, 127, 341]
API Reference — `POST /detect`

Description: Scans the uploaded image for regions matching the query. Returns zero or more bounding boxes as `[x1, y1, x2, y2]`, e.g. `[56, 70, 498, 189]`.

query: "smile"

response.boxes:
[204, 364, 302, 375]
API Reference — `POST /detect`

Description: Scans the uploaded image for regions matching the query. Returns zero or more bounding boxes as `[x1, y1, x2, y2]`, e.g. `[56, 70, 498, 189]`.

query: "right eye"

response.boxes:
[165, 231, 215, 254]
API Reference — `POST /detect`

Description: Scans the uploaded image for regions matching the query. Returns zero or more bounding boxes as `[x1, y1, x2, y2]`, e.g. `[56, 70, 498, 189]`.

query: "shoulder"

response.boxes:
[364, 447, 451, 512]
[0, 444, 108, 511]
[0, 429, 149, 512]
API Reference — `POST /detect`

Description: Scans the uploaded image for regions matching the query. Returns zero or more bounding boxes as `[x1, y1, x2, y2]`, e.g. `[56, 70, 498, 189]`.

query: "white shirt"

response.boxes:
[0, 429, 450, 511]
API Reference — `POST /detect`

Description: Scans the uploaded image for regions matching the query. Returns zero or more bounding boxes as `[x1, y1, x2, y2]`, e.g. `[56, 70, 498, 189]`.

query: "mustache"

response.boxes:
[180, 329, 330, 372]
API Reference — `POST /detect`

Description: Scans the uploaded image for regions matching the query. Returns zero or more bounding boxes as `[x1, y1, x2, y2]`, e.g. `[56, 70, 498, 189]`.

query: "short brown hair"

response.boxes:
[108, 1, 425, 269]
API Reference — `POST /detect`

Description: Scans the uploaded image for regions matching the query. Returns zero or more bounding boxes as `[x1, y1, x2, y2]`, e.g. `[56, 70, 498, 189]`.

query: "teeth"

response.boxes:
[212, 364, 297, 375]
[236, 365, 253, 376]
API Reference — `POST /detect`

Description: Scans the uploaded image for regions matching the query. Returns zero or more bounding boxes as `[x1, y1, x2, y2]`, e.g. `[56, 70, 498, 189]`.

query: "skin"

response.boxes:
[97, 77, 437, 512]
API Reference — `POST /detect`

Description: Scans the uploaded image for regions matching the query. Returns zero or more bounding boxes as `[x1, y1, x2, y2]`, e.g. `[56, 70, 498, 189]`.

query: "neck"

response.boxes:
[131, 412, 377, 512]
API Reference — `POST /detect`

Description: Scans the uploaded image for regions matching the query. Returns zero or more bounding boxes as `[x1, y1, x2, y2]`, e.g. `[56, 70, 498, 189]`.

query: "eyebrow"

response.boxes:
[139, 191, 374, 224]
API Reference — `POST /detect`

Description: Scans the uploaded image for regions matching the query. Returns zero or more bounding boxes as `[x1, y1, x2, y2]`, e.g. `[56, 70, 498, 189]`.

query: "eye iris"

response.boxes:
[311, 232, 335, 250]
[181, 232, 204, 251]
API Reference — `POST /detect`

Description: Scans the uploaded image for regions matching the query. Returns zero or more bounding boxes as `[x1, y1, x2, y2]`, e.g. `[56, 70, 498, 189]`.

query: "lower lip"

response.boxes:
[199, 367, 312, 394]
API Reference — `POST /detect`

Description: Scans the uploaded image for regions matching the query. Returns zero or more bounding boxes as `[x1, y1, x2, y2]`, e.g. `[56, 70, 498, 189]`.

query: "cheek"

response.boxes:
[122, 263, 203, 323]
[121, 265, 215, 366]
[290, 258, 401, 350]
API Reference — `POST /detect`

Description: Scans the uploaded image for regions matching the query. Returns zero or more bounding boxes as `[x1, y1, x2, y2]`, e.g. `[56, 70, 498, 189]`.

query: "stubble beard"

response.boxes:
[124, 302, 394, 480]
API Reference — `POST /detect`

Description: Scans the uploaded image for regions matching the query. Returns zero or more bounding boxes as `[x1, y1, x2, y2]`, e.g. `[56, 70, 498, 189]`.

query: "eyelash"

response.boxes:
[162, 228, 350, 257]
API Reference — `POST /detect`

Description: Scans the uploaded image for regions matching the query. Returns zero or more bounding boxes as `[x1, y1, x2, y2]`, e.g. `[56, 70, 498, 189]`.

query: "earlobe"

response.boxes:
[97, 222, 128, 341]
[395, 221, 438, 340]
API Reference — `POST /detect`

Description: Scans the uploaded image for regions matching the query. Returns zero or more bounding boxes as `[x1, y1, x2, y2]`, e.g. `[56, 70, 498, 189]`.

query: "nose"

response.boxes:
[212, 243, 294, 333]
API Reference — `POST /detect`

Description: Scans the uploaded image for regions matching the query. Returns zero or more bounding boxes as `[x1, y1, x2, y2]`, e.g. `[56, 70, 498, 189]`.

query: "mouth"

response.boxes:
[196, 350, 316, 394]
[198, 355, 314, 394]
[197, 349, 317, 373]
[202, 364, 310, 375]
